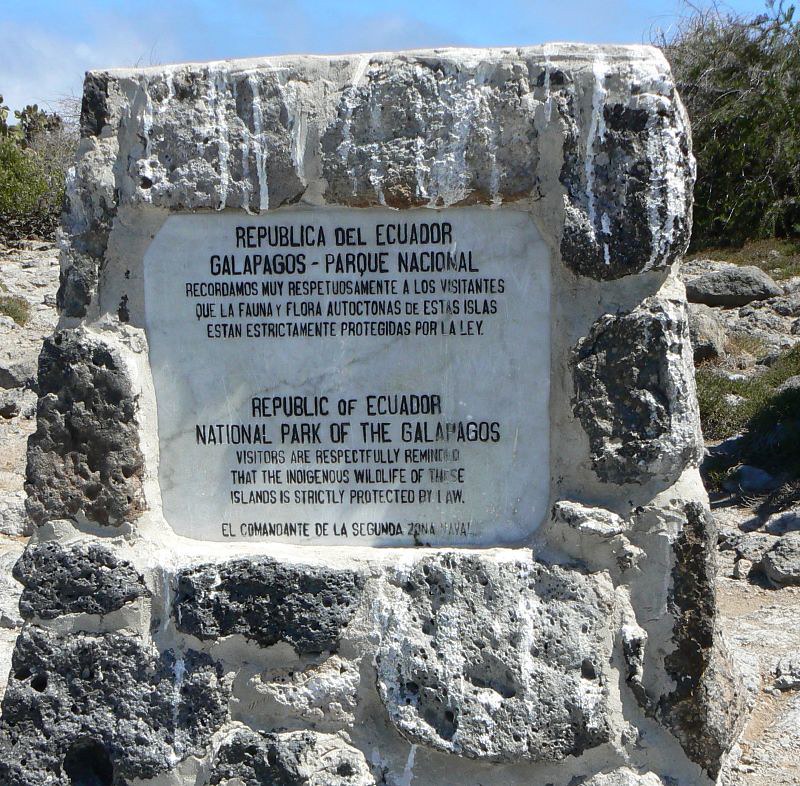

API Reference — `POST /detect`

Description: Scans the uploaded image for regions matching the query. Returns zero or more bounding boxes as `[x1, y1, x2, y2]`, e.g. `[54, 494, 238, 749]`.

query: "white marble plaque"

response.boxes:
[144, 208, 550, 545]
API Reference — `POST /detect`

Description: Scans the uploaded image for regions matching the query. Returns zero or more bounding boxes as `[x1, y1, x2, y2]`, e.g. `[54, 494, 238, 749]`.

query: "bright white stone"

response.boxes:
[144, 207, 551, 544]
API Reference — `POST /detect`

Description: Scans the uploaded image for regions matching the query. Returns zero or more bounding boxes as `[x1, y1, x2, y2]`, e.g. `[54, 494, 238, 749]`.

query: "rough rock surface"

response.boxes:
[0, 242, 60, 703]
[0, 244, 58, 532]
[679, 258, 800, 364]
[774, 655, 800, 691]
[732, 533, 775, 565]
[173, 558, 365, 655]
[572, 295, 702, 484]
[760, 532, 800, 586]
[374, 553, 616, 762]
[716, 570, 800, 786]
[0, 548, 23, 631]
[549, 501, 642, 575]
[764, 506, 800, 535]
[559, 82, 692, 281]
[0, 491, 29, 537]
[578, 770, 668, 785]
[13, 540, 145, 620]
[58, 45, 693, 319]
[25, 328, 145, 528]
[0, 389, 25, 420]
[688, 302, 726, 362]
[686, 266, 782, 307]
[0, 542, 24, 706]
[659, 503, 747, 779]
[248, 654, 361, 727]
[0, 627, 229, 785]
[0, 244, 59, 391]
[207, 729, 375, 786]
[0, 347, 36, 391]
[733, 557, 754, 580]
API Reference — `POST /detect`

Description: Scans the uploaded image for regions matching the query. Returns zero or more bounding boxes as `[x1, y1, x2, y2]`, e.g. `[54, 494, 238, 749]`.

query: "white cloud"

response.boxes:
[0, 16, 180, 114]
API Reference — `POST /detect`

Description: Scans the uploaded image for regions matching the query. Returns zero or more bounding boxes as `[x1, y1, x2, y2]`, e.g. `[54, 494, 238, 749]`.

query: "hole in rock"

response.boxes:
[14, 665, 31, 680]
[423, 706, 459, 741]
[84, 484, 101, 501]
[63, 740, 113, 786]
[30, 673, 48, 692]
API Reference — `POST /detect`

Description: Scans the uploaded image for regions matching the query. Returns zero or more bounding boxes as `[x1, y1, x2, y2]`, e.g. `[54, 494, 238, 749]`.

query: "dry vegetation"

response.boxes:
[659, 1, 800, 249]
[0, 96, 79, 245]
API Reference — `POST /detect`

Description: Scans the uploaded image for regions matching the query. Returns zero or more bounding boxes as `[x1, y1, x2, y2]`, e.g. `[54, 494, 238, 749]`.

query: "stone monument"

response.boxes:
[1, 45, 747, 785]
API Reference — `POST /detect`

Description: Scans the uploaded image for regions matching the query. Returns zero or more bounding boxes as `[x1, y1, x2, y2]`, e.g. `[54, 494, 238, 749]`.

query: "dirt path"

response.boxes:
[718, 577, 800, 784]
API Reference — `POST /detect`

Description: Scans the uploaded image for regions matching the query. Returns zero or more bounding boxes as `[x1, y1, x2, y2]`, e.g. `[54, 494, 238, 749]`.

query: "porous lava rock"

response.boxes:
[0, 627, 229, 785]
[13, 540, 145, 620]
[374, 553, 616, 762]
[572, 296, 702, 484]
[25, 328, 144, 527]
[173, 558, 365, 655]
[687, 302, 726, 362]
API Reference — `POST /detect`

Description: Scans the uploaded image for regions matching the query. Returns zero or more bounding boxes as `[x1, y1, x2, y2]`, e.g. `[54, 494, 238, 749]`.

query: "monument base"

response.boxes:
[2, 45, 749, 785]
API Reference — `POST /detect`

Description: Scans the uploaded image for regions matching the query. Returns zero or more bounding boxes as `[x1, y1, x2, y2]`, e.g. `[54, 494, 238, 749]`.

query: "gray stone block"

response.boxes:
[0, 627, 229, 785]
[688, 302, 726, 362]
[25, 329, 145, 528]
[760, 531, 800, 586]
[173, 558, 365, 655]
[686, 266, 782, 307]
[13, 541, 146, 620]
[374, 553, 616, 762]
[572, 296, 702, 484]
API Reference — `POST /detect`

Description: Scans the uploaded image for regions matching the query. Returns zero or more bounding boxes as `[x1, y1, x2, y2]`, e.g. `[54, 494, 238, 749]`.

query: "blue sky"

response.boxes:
[1, 0, 770, 114]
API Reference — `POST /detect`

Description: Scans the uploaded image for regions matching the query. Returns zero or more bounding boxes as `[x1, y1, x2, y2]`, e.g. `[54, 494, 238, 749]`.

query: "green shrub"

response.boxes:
[696, 345, 800, 476]
[0, 138, 52, 215]
[659, 2, 800, 249]
[0, 94, 77, 243]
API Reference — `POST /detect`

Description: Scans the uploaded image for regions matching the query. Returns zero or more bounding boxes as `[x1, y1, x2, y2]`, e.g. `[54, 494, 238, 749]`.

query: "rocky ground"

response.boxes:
[0, 242, 798, 783]
[681, 255, 800, 785]
[0, 239, 59, 697]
